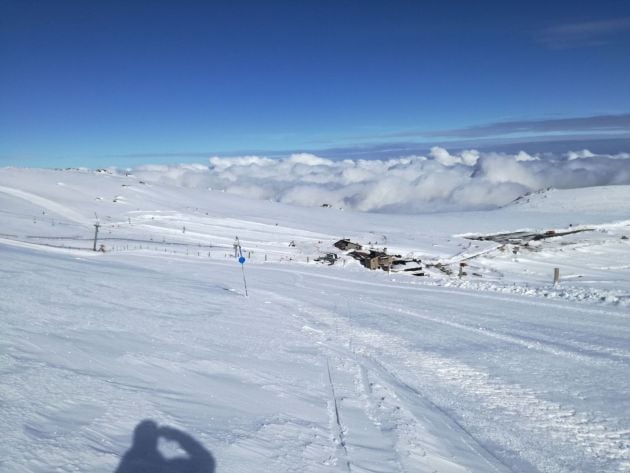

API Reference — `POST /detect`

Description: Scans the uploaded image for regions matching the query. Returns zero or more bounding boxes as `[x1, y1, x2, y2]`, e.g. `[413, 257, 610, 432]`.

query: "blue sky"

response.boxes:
[1, 0, 629, 167]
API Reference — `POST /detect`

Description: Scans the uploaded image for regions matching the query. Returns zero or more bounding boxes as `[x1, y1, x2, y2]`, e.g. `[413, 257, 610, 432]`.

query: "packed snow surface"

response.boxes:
[1, 168, 629, 472]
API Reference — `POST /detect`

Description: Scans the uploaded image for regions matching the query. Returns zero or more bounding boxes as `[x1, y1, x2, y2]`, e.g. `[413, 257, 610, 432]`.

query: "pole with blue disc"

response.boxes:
[235, 236, 248, 296]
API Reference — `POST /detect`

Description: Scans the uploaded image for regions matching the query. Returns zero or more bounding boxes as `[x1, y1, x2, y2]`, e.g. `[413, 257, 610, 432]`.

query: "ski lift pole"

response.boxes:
[237, 242, 249, 297]
[93, 212, 101, 251]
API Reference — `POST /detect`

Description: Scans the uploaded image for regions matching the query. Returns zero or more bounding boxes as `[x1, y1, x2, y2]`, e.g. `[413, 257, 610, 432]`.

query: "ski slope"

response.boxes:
[1, 167, 629, 472]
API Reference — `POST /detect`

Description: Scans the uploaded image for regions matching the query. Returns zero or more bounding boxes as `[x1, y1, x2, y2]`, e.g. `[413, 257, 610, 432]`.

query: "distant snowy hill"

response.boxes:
[507, 185, 630, 214]
[1, 167, 629, 472]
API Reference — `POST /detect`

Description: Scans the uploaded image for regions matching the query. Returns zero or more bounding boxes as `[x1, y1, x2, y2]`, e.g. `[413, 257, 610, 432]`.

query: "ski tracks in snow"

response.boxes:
[281, 295, 511, 473]
[0, 185, 86, 224]
[351, 312, 630, 472]
[264, 270, 630, 472]
[321, 348, 508, 473]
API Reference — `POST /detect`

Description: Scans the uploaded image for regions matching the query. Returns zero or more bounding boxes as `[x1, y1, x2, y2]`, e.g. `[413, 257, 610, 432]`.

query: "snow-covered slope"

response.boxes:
[507, 185, 630, 214]
[1, 167, 629, 472]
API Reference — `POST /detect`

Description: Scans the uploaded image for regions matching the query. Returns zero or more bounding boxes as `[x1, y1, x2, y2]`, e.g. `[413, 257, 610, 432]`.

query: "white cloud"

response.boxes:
[515, 151, 540, 161]
[287, 153, 334, 166]
[209, 155, 275, 170]
[566, 149, 596, 160]
[474, 155, 541, 188]
[460, 149, 481, 166]
[430, 146, 462, 166]
[428, 147, 480, 167]
[129, 149, 630, 213]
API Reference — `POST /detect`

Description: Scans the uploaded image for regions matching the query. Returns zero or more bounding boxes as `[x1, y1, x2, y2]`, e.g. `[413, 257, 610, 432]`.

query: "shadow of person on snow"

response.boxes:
[115, 420, 215, 473]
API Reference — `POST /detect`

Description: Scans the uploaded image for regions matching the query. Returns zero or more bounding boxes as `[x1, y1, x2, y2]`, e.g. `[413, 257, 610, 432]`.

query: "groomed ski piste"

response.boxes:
[1, 167, 629, 472]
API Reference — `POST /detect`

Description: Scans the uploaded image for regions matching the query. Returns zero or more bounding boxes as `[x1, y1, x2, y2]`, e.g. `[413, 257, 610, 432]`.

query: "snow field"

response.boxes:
[1, 167, 629, 472]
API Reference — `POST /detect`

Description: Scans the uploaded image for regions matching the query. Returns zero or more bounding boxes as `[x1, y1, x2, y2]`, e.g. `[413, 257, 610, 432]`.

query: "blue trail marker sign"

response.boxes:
[234, 237, 249, 296]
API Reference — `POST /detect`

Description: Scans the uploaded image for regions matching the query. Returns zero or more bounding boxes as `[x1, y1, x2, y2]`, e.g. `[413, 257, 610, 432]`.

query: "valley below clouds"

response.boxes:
[131, 147, 630, 213]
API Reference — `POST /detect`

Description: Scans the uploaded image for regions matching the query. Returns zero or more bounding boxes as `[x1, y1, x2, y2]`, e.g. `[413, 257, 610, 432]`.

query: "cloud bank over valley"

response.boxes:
[130, 148, 630, 213]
